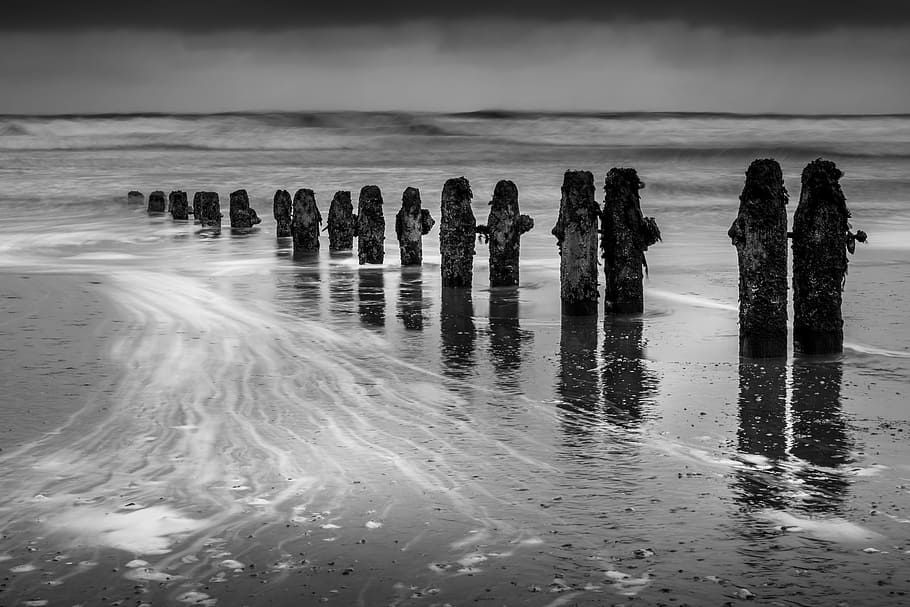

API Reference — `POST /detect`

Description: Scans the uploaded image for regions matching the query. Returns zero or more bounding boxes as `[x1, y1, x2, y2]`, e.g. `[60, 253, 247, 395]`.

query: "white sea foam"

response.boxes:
[759, 510, 883, 543]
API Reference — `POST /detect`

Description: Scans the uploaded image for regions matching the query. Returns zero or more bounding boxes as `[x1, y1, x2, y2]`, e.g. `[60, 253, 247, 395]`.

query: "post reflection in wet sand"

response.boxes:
[735, 356, 850, 513]
[279, 257, 323, 322]
[601, 316, 657, 424]
[327, 257, 356, 320]
[488, 287, 532, 393]
[357, 267, 386, 329]
[397, 268, 427, 331]
[440, 287, 476, 382]
[556, 314, 599, 443]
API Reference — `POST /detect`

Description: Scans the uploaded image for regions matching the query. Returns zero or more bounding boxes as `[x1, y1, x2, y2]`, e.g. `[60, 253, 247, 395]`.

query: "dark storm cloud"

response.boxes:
[2, 0, 908, 31]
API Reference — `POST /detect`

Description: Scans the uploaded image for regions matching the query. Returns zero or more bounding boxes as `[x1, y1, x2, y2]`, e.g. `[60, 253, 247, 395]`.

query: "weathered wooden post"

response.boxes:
[229, 189, 261, 230]
[478, 180, 534, 287]
[147, 190, 166, 214]
[552, 171, 600, 315]
[169, 190, 189, 220]
[439, 177, 476, 287]
[193, 192, 203, 223]
[728, 159, 789, 358]
[127, 191, 144, 205]
[395, 187, 435, 266]
[356, 186, 385, 264]
[274, 189, 292, 238]
[198, 191, 222, 229]
[601, 168, 661, 314]
[291, 188, 322, 255]
[326, 191, 356, 252]
[791, 159, 866, 354]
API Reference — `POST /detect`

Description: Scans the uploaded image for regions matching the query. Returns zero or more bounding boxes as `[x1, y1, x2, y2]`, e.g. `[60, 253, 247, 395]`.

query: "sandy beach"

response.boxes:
[1, 111, 909, 605]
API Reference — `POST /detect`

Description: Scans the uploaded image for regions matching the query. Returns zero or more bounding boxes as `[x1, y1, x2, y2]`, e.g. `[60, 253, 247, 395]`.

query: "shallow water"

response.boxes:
[1, 112, 909, 605]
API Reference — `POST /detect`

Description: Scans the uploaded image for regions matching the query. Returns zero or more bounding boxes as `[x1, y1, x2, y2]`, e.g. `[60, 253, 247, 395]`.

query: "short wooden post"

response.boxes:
[147, 190, 166, 214]
[327, 191, 356, 252]
[229, 189, 261, 229]
[291, 188, 322, 254]
[274, 189, 292, 238]
[192, 192, 203, 223]
[791, 159, 866, 354]
[552, 170, 600, 315]
[601, 168, 661, 314]
[478, 180, 534, 287]
[395, 187, 435, 266]
[199, 191, 222, 229]
[728, 159, 789, 357]
[127, 191, 144, 205]
[439, 177, 476, 287]
[356, 186, 385, 264]
[169, 190, 189, 220]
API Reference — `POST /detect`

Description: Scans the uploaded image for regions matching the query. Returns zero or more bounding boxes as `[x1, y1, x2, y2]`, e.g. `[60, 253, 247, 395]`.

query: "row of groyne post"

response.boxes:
[130, 157, 864, 357]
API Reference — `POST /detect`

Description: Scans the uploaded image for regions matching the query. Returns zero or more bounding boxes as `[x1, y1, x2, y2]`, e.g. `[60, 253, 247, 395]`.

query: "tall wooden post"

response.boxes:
[199, 191, 222, 230]
[169, 190, 189, 220]
[274, 189, 292, 238]
[552, 171, 600, 315]
[439, 177, 476, 287]
[601, 168, 661, 314]
[356, 186, 385, 264]
[728, 159, 789, 358]
[479, 180, 534, 287]
[291, 188, 322, 255]
[327, 191, 356, 252]
[792, 159, 866, 354]
[229, 189, 261, 230]
[192, 192, 203, 223]
[395, 187, 435, 266]
[147, 190, 166, 214]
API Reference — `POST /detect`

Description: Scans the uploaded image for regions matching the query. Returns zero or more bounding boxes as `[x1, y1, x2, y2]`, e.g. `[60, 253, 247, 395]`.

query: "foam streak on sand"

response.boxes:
[0, 268, 555, 572]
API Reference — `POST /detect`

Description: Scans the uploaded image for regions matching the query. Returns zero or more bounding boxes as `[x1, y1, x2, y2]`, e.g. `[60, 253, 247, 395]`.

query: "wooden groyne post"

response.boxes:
[478, 180, 534, 287]
[199, 191, 222, 229]
[327, 191, 356, 252]
[274, 189, 292, 238]
[356, 186, 385, 264]
[128, 191, 144, 206]
[728, 159, 789, 358]
[169, 190, 189, 220]
[147, 190, 166, 214]
[193, 192, 203, 223]
[395, 187, 435, 266]
[440, 177, 477, 287]
[229, 189, 261, 230]
[552, 170, 600, 315]
[291, 188, 322, 254]
[791, 159, 866, 354]
[601, 168, 661, 314]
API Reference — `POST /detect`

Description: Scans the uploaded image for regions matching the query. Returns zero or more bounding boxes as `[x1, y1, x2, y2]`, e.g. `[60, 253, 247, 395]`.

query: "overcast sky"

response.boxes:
[2, 1, 908, 114]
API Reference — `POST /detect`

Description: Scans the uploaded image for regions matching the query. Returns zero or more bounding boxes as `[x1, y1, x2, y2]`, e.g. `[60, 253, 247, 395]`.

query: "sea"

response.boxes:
[0, 111, 909, 605]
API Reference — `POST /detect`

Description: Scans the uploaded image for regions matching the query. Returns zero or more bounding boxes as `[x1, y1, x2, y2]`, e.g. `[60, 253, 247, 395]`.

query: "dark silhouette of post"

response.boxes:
[439, 177, 477, 287]
[147, 190, 166, 214]
[274, 189, 292, 238]
[358, 269, 386, 329]
[169, 190, 189, 220]
[327, 191, 356, 252]
[356, 186, 385, 264]
[488, 287, 531, 392]
[397, 270, 426, 331]
[192, 192, 203, 223]
[395, 187, 435, 266]
[552, 171, 600, 315]
[728, 159, 789, 358]
[556, 314, 599, 443]
[127, 191, 144, 206]
[229, 189, 261, 230]
[199, 191, 222, 230]
[440, 287, 476, 381]
[478, 180, 534, 287]
[601, 168, 661, 314]
[291, 188, 322, 255]
[791, 159, 866, 354]
[601, 317, 656, 424]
